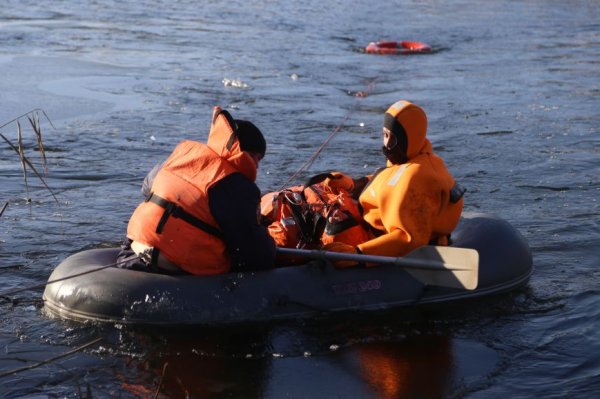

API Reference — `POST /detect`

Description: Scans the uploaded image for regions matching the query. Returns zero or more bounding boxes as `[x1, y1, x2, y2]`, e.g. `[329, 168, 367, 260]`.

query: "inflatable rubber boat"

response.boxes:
[43, 212, 532, 325]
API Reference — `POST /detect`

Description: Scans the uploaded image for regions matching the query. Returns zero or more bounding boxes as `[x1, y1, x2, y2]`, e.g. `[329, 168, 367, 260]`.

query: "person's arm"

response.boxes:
[141, 162, 164, 197]
[358, 167, 437, 258]
[209, 173, 276, 271]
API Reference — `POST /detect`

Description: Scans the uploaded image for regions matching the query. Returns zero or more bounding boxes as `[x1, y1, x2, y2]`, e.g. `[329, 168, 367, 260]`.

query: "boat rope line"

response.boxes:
[279, 77, 378, 190]
[0, 337, 102, 379]
[0, 202, 8, 218]
[0, 108, 56, 131]
[0, 254, 139, 302]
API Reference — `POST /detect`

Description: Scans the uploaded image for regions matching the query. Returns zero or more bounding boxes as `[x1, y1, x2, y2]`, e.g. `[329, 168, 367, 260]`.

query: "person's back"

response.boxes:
[123, 106, 275, 275]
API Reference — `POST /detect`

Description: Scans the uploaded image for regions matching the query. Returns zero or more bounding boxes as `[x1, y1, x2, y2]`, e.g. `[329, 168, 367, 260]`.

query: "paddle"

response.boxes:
[276, 246, 479, 290]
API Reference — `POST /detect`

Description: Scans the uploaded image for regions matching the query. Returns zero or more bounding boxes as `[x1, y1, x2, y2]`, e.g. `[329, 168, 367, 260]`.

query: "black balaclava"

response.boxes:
[381, 113, 408, 165]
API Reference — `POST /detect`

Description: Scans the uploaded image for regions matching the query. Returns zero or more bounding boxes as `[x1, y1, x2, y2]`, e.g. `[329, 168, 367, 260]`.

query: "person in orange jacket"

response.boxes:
[324, 100, 464, 264]
[119, 106, 276, 275]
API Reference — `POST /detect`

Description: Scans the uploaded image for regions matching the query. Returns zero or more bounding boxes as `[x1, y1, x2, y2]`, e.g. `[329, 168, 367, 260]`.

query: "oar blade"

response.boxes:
[404, 246, 479, 290]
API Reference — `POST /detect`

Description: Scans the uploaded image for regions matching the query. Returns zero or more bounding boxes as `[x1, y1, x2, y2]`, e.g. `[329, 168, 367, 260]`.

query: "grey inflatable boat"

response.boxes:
[43, 213, 532, 325]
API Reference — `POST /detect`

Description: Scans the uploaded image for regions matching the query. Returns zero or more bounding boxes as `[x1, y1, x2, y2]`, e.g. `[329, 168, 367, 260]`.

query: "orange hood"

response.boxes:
[206, 106, 258, 181]
[384, 100, 428, 160]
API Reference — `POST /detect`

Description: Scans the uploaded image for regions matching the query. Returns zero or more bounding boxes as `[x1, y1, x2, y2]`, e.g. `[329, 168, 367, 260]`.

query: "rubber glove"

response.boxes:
[322, 242, 360, 268]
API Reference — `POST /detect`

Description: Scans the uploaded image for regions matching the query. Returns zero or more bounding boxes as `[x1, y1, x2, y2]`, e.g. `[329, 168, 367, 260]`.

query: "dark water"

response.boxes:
[1, 0, 599, 397]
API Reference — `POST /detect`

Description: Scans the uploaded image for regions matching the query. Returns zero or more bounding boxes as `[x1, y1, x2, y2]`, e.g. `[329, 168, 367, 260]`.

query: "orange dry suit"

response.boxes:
[127, 107, 273, 275]
[357, 101, 464, 258]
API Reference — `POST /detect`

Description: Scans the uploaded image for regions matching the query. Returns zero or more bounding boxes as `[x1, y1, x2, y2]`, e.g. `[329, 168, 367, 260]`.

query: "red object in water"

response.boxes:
[365, 41, 432, 55]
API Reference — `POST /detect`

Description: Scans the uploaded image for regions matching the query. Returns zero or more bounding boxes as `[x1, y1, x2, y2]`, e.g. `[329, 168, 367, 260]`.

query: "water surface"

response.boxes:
[1, 1, 599, 397]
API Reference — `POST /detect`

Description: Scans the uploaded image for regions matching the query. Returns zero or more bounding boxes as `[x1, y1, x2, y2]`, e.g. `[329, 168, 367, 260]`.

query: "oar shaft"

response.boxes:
[276, 247, 466, 271]
[278, 246, 479, 290]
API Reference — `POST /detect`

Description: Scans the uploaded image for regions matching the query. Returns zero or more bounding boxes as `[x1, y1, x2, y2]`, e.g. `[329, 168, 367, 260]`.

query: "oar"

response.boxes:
[276, 246, 479, 290]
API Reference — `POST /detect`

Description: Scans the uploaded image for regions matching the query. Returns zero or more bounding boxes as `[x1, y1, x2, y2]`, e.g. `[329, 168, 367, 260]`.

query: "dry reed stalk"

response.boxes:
[28, 112, 48, 176]
[0, 109, 58, 204]
[16, 120, 31, 202]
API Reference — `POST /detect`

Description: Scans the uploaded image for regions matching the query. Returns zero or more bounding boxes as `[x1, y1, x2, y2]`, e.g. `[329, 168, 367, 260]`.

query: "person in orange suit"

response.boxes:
[324, 100, 464, 264]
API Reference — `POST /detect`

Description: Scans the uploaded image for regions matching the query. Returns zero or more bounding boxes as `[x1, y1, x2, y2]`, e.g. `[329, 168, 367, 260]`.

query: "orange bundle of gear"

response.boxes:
[261, 173, 370, 265]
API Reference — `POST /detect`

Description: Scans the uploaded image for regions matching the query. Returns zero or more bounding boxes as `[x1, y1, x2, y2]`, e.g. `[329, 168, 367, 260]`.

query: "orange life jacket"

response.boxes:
[319, 187, 370, 247]
[127, 107, 259, 275]
[261, 187, 317, 253]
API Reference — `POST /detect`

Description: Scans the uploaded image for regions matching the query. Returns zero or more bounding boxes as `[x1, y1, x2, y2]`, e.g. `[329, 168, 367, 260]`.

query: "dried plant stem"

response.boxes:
[16, 120, 30, 201]
[1, 109, 57, 203]
[0, 202, 7, 218]
[28, 112, 48, 176]
[0, 132, 58, 204]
